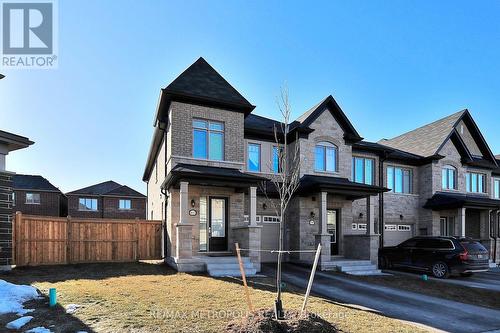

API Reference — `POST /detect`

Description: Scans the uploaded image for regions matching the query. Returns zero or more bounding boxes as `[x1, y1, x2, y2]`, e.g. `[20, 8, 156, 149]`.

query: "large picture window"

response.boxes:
[119, 199, 131, 210]
[314, 142, 337, 172]
[272, 146, 280, 173]
[352, 157, 374, 185]
[25, 193, 40, 204]
[387, 166, 412, 194]
[494, 179, 500, 199]
[193, 119, 224, 160]
[247, 143, 261, 172]
[442, 165, 457, 190]
[79, 198, 98, 211]
[466, 172, 486, 193]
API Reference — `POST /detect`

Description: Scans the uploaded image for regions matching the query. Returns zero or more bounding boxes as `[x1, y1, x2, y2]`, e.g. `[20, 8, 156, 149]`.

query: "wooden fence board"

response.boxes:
[13, 212, 162, 266]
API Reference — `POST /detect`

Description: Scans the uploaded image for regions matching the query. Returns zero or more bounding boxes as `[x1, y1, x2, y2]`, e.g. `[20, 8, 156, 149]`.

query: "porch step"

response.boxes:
[322, 259, 382, 276]
[197, 256, 257, 277]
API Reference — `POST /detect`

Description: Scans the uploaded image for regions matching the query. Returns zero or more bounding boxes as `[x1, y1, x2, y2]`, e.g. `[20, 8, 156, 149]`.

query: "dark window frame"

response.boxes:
[352, 156, 375, 185]
[387, 165, 413, 194]
[192, 118, 225, 161]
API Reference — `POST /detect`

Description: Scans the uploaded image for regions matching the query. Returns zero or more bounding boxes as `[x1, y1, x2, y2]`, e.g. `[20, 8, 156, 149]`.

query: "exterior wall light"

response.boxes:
[400, 214, 404, 220]
[359, 213, 364, 219]
[310, 212, 315, 218]
[191, 199, 195, 207]
[262, 203, 267, 210]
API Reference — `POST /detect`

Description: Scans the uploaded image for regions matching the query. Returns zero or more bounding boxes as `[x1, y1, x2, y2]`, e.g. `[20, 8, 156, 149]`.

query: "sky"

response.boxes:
[2, 0, 500, 194]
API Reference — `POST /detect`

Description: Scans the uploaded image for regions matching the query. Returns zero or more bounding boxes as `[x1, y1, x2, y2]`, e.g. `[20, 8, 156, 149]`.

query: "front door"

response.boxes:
[208, 197, 228, 252]
[327, 210, 339, 255]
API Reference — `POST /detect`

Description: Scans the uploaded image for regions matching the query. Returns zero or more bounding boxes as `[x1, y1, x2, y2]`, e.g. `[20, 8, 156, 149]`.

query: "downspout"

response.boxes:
[378, 153, 387, 248]
[492, 210, 498, 263]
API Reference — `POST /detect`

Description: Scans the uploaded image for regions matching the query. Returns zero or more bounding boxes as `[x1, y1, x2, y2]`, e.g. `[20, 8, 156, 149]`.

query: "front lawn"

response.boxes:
[2, 262, 430, 333]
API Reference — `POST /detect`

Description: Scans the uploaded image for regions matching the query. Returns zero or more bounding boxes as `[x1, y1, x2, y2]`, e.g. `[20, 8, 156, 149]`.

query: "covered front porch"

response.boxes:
[424, 192, 500, 264]
[296, 175, 388, 269]
[162, 163, 265, 273]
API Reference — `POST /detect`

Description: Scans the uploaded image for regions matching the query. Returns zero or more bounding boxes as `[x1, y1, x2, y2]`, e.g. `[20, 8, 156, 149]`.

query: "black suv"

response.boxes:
[378, 236, 489, 278]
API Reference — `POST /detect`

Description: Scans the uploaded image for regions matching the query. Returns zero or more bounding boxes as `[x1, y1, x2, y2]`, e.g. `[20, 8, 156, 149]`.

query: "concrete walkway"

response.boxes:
[267, 264, 500, 333]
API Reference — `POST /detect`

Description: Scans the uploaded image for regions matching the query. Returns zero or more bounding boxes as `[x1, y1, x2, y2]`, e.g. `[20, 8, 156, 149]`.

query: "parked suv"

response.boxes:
[379, 236, 489, 278]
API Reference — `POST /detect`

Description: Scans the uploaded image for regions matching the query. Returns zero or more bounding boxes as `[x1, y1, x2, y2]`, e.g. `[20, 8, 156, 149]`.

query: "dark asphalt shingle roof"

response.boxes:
[13, 175, 61, 192]
[67, 181, 145, 197]
[379, 110, 466, 157]
[424, 192, 500, 210]
[164, 57, 253, 108]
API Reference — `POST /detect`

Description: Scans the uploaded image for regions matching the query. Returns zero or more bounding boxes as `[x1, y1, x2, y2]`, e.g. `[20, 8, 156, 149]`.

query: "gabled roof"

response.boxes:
[13, 174, 61, 193]
[292, 95, 363, 143]
[379, 110, 465, 157]
[67, 181, 145, 198]
[0, 130, 34, 152]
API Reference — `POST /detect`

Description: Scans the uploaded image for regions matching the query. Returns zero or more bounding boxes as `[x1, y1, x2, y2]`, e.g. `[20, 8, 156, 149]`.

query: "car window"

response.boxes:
[461, 241, 487, 253]
[399, 239, 417, 248]
[416, 239, 454, 249]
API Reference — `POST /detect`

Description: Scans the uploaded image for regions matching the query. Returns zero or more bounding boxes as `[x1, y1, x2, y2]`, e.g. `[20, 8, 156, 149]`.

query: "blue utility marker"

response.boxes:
[49, 288, 57, 307]
[421, 274, 428, 281]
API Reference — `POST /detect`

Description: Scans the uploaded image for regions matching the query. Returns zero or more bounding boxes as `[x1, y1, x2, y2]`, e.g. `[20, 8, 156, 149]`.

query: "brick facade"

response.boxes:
[67, 195, 146, 219]
[0, 172, 13, 267]
[13, 190, 64, 217]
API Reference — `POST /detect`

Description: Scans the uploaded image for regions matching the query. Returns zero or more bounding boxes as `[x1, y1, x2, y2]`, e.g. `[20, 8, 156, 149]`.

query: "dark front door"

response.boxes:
[327, 210, 339, 255]
[208, 197, 228, 252]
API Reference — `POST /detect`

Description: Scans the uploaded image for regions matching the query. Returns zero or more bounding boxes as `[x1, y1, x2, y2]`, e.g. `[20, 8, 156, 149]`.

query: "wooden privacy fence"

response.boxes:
[13, 212, 162, 266]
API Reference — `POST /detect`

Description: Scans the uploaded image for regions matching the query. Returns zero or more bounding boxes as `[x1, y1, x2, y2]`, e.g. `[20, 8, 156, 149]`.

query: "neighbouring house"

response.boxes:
[143, 57, 500, 275]
[12, 174, 66, 217]
[66, 181, 146, 219]
[0, 130, 33, 269]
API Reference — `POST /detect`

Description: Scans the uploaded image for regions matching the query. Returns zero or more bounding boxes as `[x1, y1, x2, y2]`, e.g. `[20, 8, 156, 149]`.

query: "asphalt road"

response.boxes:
[265, 264, 500, 333]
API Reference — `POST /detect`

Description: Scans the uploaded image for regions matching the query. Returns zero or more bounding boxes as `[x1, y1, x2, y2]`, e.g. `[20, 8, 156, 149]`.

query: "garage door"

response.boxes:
[261, 217, 280, 263]
[384, 224, 413, 246]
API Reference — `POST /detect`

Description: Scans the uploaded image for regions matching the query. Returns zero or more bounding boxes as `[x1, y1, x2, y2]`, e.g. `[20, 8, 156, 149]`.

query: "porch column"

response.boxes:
[315, 191, 331, 269]
[176, 181, 193, 259]
[458, 207, 466, 237]
[249, 186, 257, 227]
[366, 196, 375, 236]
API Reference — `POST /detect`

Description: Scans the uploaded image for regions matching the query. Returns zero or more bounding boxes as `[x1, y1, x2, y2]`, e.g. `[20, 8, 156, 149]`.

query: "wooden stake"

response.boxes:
[235, 242, 253, 312]
[301, 243, 321, 315]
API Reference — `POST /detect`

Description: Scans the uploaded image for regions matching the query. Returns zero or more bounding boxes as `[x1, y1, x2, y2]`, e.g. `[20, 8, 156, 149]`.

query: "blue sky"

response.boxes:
[2, 0, 500, 193]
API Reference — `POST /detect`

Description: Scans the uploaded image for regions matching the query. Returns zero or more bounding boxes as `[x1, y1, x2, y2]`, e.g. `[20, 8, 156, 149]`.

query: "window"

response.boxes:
[440, 217, 455, 236]
[494, 179, 500, 199]
[193, 119, 224, 160]
[352, 157, 374, 185]
[442, 165, 457, 190]
[199, 197, 207, 252]
[79, 198, 98, 211]
[315, 142, 337, 172]
[352, 223, 358, 230]
[385, 224, 397, 231]
[262, 215, 280, 223]
[11, 192, 15, 206]
[387, 166, 412, 194]
[398, 225, 411, 231]
[466, 172, 486, 193]
[25, 193, 40, 204]
[119, 199, 131, 210]
[247, 143, 261, 172]
[357, 223, 367, 231]
[272, 146, 280, 173]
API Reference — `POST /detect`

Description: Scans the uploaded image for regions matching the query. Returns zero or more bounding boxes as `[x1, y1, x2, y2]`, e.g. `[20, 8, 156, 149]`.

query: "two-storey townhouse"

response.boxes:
[144, 58, 500, 274]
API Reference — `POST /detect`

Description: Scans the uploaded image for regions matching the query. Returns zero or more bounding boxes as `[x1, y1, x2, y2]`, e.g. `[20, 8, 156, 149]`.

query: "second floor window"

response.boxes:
[25, 192, 40, 204]
[387, 166, 412, 194]
[119, 199, 131, 210]
[272, 146, 280, 173]
[247, 143, 261, 172]
[315, 142, 337, 172]
[494, 179, 499, 199]
[79, 198, 98, 211]
[193, 119, 224, 161]
[352, 157, 374, 185]
[466, 172, 486, 193]
[442, 165, 457, 190]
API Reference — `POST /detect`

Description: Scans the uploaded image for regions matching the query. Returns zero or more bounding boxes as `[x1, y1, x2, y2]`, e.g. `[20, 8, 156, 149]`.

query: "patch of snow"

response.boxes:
[25, 327, 53, 333]
[0, 279, 40, 315]
[5, 316, 33, 329]
[65, 303, 80, 314]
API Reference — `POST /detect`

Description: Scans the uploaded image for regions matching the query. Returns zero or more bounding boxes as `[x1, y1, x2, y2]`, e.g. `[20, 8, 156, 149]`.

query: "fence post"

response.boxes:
[66, 215, 72, 264]
[134, 218, 139, 261]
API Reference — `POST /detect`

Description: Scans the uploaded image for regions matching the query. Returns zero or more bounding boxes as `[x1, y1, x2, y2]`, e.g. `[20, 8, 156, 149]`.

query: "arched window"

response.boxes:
[442, 165, 457, 190]
[315, 141, 337, 172]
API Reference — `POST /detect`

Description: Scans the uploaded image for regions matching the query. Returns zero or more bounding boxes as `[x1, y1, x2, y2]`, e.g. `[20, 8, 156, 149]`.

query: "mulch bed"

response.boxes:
[226, 309, 338, 333]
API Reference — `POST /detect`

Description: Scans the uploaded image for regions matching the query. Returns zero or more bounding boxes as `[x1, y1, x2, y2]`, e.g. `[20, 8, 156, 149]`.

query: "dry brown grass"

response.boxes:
[1, 262, 431, 333]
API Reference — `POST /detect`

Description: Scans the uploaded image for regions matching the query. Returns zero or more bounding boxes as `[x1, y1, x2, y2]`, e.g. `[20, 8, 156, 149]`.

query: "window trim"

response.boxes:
[314, 141, 338, 173]
[387, 166, 413, 194]
[272, 146, 281, 174]
[78, 197, 98, 211]
[466, 172, 486, 193]
[118, 199, 132, 210]
[352, 156, 375, 185]
[247, 143, 261, 172]
[192, 119, 225, 161]
[442, 165, 457, 190]
[25, 192, 41, 205]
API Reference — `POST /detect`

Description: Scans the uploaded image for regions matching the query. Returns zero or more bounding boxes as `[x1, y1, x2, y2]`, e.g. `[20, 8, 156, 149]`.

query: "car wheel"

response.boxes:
[431, 261, 449, 279]
[460, 272, 473, 277]
[379, 256, 389, 269]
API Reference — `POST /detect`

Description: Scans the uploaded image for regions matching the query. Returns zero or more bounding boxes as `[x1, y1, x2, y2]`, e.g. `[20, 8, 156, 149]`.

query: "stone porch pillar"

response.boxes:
[366, 196, 375, 236]
[315, 191, 331, 269]
[176, 181, 193, 259]
[458, 207, 466, 237]
[249, 186, 257, 227]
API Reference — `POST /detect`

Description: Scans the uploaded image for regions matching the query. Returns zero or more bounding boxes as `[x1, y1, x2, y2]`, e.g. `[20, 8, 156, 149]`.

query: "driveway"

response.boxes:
[265, 264, 500, 333]
[386, 267, 500, 292]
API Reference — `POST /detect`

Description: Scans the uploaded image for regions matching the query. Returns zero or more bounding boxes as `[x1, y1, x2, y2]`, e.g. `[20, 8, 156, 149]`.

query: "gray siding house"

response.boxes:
[143, 57, 500, 274]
